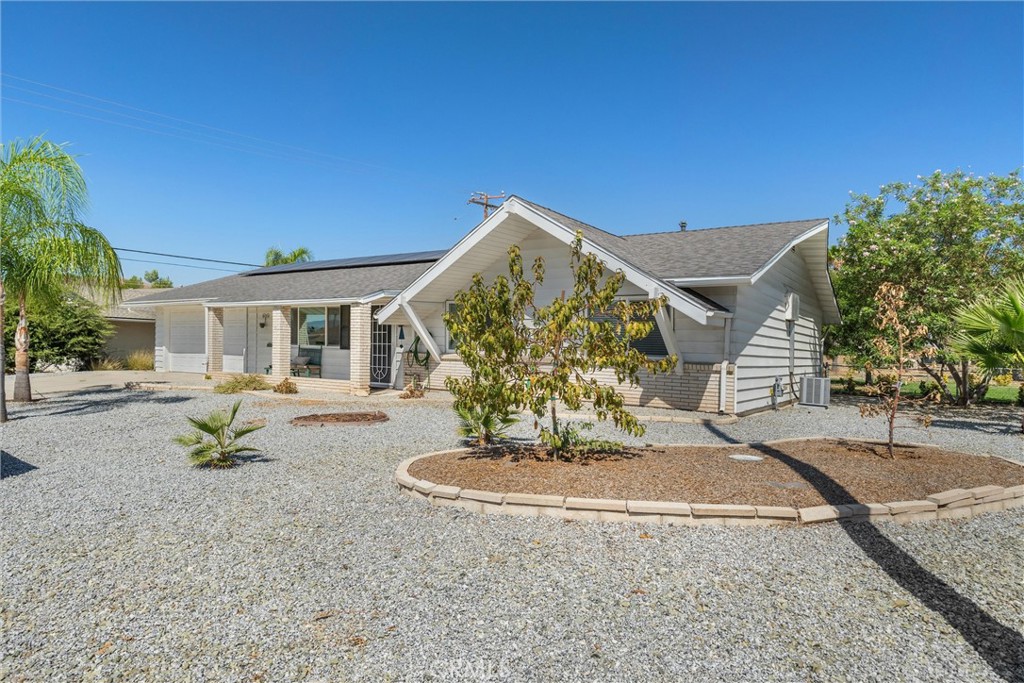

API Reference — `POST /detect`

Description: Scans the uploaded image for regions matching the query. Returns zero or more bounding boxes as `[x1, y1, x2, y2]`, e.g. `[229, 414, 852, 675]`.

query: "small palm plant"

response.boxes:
[174, 400, 265, 468]
[456, 405, 517, 446]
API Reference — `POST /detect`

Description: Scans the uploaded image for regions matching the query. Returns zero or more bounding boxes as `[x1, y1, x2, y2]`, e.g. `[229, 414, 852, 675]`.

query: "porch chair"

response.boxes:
[291, 347, 322, 378]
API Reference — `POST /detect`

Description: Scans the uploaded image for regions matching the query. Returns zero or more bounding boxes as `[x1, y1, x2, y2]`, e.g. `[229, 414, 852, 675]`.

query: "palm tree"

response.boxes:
[954, 277, 1024, 432]
[264, 246, 313, 266]
[1, 137, 122, 410]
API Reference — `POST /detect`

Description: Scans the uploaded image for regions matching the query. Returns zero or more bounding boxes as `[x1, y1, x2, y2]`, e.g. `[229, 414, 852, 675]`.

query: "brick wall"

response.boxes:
[349, 303, 372, 395]
[271, 307, 291, 378]
[404, 354, 736, 413]
[206, 308, 224, 373]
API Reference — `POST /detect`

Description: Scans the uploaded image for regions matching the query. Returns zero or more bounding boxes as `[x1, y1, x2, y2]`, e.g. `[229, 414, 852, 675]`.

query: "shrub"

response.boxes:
[124, 350, 155, 371]
[89, 356, 123, 371]
[5, 294, 112, 371]
[400, 376, 425, 399]
[213, 374, 272, 394]
[992, 373, 1013, 387]
[174, 399, 264, 468]
[1018, 383, 1024, 408]
[542, 422, 623, 458]
[456, 405, 517, 446]
[845, 376, 856, 394]
[273, 377, 298, 394]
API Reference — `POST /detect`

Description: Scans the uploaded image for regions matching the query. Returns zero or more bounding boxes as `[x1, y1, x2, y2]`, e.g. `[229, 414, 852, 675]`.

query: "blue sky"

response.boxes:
[3, 2, 1022, 285]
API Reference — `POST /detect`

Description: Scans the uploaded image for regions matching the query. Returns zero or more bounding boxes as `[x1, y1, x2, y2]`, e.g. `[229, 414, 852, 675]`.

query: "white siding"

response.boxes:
[165, 307, 207, 373]
[244, 307, 275, 374]
[154, 309, 166, 372]
[223, 308, 246, 373]
[674, 287, 734, 364]
[732, 250, 824, 414]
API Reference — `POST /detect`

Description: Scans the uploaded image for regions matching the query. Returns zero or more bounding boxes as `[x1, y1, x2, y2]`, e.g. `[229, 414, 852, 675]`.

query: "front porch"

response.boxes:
[203, 301, 405, 396]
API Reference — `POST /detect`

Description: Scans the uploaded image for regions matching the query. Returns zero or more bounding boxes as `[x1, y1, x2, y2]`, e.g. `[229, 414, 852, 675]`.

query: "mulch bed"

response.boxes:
[290, 411, 388, 426]
[407, 439, 1024, 508]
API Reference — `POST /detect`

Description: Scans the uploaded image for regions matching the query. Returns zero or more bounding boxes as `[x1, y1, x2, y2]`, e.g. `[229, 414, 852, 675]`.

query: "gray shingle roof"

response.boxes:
[130, 198, 827, 309]
[129, 260, 436, 305]
[107, 289, 159, 320]
[514, 196, 825, 280]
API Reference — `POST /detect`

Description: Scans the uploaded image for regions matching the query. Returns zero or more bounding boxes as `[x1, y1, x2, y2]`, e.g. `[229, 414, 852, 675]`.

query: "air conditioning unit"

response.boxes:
[800, 376, 830, 408]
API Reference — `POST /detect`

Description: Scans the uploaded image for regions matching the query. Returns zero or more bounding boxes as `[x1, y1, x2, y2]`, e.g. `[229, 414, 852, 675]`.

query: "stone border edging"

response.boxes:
[394, 438, 1024, 527]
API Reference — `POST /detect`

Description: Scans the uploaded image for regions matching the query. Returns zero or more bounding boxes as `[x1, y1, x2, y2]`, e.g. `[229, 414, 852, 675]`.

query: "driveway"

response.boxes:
[1, 387, 1022, 681]
[2, 370, 215, 401]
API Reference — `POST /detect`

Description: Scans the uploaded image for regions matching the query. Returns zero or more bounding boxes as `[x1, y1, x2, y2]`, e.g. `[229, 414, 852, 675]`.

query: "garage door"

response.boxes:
[166, 307, 207, 373]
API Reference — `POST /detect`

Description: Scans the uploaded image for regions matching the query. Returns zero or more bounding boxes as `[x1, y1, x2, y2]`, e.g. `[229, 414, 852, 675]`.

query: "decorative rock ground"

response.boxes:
[1, 390, 1022, 681]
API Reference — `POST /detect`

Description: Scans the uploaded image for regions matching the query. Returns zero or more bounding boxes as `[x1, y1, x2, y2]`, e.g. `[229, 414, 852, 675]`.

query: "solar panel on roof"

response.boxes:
[243, 249, 448, 276]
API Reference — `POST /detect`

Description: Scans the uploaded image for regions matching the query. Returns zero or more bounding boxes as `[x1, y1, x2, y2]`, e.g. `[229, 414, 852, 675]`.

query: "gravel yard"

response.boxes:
[2, 388, 1022, 682]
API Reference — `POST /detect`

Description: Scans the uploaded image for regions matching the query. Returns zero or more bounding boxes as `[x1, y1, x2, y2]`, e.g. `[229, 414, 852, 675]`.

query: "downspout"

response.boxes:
[719, 317, 732, 414]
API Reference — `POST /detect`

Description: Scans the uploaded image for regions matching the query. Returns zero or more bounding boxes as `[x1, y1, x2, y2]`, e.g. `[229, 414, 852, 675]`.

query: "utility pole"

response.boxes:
[467, 191, 506, 220]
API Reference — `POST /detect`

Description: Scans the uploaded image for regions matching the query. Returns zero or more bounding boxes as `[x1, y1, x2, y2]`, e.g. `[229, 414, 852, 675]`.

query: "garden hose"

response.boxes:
[409, 335, 432, 389]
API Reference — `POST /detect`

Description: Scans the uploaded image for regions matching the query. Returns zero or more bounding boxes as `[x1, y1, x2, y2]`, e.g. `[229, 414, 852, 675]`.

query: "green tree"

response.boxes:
[122, 275, 145, 289]
[831, 170, 1024, 404]
[443, 234, 677, 459]
[264, 246, 313, 266]
[4, 292, 112, 372]
[143, 269, 173, 288]
[954, 277, 1024, 432]
[1, 137, 122, 409]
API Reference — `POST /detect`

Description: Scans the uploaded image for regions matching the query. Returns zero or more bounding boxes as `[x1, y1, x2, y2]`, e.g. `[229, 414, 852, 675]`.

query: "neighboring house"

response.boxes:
[132, 196, 840, 413]
[89, 288, 157, 359]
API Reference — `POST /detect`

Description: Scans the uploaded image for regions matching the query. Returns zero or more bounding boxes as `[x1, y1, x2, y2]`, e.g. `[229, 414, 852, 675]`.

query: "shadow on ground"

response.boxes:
[6, 387, 194, 420]
[704, 423, 1024, 682]
[0, 451, 38, 479]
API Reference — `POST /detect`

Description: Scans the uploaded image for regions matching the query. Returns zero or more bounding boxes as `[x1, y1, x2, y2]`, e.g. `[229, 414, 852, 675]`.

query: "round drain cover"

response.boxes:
[728, 454, 764, 462]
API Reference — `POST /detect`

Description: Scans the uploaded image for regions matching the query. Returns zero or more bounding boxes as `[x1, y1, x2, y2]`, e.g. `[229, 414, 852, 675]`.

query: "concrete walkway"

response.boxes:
[2, 371, 214, 401]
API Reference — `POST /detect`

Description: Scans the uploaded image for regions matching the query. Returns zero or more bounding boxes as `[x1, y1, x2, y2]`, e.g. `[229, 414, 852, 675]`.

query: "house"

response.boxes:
[103, 289, 158, 358]
[132, 196, 839, 413]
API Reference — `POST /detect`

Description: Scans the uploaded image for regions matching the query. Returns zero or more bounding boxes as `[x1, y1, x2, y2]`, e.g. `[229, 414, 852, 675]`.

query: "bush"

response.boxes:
[1018, 383, 1024, 408]
[213, 374, 272, 394]
[4, 293, 112, 371]
[456, 405, 517, 445]
[124, 350, 155, 371]
[540, 421, 624, 458]
[992, 373, 1013, 387]
[400, 376, 425, 399]
[174, 399, 264, 468]
[273, 377, 298, 394]
[89, 356, 123, 371]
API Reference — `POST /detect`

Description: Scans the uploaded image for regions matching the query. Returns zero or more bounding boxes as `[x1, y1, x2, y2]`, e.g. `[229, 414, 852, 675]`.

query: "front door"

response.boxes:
[370, 305, 392, 387]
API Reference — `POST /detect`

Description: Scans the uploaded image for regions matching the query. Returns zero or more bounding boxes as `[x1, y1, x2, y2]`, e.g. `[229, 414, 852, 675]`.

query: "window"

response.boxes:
[290, 305, 350, 349]
[445, 301, 459, 353]
[590, 301, 670, 357]
[327, 306, 351, 349]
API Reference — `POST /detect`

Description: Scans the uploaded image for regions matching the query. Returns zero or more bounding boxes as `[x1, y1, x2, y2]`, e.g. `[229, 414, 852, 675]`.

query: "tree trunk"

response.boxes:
[0, 277, 7, 422]
[887, 383, 899, 459]
[960, 358, 971, 407]
[550, 401, 559, 461]
[919, 361, 957, 404]
[864, 367, 873, 386]
[12, 295, 32, 403]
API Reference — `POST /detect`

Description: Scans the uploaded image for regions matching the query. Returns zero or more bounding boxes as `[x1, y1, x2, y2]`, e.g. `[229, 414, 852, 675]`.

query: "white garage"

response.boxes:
[161, 307, 207, 373]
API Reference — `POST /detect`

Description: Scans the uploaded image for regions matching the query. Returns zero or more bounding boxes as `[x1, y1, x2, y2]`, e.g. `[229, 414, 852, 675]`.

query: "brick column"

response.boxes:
[271, 306, 291, 378]
[206, 307, 224, 373]
[349, 303, 372, 396]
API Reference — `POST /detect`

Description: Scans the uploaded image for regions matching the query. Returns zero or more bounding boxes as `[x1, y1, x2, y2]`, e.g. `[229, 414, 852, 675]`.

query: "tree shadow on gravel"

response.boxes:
[7, 388, 193, 420]
[0, 451, 37, 479]
[704, 423, 1024, 682]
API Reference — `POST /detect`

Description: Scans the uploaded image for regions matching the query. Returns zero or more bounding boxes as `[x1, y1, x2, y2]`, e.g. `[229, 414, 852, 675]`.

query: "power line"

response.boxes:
[1, 72, 462, 189]
[118, 257, 242, 273]
[114, 247, 260, 268]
